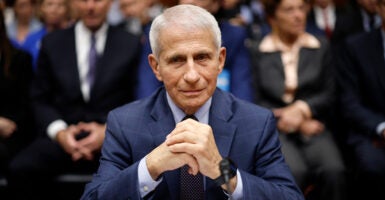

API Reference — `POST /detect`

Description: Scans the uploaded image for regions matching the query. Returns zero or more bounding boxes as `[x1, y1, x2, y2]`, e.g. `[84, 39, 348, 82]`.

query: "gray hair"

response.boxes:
[149, 4, 222, 58]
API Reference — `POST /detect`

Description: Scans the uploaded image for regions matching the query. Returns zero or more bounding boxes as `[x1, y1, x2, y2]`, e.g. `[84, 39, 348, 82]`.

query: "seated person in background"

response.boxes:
[136, 0, 254, 102]
[336, 0, 385, 199]
[0, 7, 34, 178]
[252, 0, 346, 199]
[6, 0, 141, 198]
[117, 0, 160, 36]
[81, 4, 303, 200]
[217, 0, 253, 27]
[306, 0, 351, 41]
[23, 0, 71, 70]
[6, 0, 42, 48]
[332, 0, 381, 44]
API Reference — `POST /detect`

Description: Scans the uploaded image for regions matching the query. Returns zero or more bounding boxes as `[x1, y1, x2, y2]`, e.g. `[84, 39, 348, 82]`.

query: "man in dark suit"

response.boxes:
[136, 0, 254, 102]
[332, 0, 381, 44]
[81, 4, 303, 200]
[337, 0, 385, 199]
[6, 0, 141, 198]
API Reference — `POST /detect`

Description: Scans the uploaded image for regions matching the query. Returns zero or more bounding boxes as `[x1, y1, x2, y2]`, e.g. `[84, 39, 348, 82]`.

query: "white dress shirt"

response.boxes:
[46, 21, 108, 140]
[313, 5, 336, 31]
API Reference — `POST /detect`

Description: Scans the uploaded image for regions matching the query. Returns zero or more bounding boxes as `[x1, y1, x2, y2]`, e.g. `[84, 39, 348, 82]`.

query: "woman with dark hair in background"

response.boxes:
[251, 0, 346, 199]
[6, 0, 42, 48]
[22, 0, 71, 70]
[0, 4, 34, 183]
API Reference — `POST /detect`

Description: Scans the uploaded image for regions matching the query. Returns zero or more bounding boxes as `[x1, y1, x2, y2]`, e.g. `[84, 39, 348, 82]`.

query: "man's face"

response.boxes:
[271, 0, 306, 38]
[357, 0, 377, 14]
[119, 0, 148, 18]
[149, 27, 226, 114]
[74, 0, 111, 31]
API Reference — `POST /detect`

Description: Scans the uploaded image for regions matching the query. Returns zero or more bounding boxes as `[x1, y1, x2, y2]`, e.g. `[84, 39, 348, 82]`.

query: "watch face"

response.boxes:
[214, 158, 237, 186]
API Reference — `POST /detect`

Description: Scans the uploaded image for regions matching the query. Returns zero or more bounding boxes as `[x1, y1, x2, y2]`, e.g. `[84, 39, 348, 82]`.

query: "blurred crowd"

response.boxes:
[0, 0, 384, 199]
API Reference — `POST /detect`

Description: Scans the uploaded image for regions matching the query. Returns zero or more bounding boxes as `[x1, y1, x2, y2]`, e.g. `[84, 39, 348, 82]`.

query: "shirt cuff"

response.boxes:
[294, 100, 312, 119]
[138, 157, 162, 198]
[223, 170, 243, 200]
[47, 120, 68, 140]
[376, 122, 385, 137]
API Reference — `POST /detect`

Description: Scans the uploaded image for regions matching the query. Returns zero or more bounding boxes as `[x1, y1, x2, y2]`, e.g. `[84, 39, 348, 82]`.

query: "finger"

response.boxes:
[77, 122, 92, 132]
[167, 120, 203, 140]
[181, 154, 199, 175]
[67, 125, 81, 136]
[77, 121, 86, 126]
[168, 142, 204, 159]
[67, 135, 81, 151]
[72, 151, 83, 161]
[166, 131, 199, 146]
[77, 146, 94, 160]
[273, 108, 282, 117]
[76, 132, 93, 145]
[169, 120, 192, 134]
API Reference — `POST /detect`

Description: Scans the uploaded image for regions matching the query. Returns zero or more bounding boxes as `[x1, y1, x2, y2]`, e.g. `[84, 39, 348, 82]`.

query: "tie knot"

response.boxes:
[182, 115, 198, 121]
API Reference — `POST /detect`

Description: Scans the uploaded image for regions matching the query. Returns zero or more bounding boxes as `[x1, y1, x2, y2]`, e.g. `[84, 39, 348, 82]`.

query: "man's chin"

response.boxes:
[83, 21, 103, 31]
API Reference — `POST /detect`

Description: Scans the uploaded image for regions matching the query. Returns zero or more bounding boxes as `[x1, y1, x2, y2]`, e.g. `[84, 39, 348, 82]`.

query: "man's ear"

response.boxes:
[148, 54, 163, 82]
[217, 47, 226, 74]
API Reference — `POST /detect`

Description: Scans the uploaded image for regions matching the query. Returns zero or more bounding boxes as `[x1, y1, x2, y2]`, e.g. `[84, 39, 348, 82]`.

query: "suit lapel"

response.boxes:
[370, 30, 385, 91]
[209, 100, 237, 157]
[148, 89, 175, 147]
[297, 47, 312, 87]
[147, 89, 179, 198]
[260, 52, 286, 100]
[61, 27, 82, 99]
[205, 90, 237, 197]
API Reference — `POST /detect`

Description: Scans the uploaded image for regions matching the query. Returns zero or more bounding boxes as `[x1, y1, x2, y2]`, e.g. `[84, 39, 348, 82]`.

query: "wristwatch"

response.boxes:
[214, 158, 237, 186]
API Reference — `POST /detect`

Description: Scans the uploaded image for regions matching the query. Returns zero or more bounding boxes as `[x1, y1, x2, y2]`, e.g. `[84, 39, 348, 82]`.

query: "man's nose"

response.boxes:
[86, 0, 96, 8]
[183, 60, 200, 83]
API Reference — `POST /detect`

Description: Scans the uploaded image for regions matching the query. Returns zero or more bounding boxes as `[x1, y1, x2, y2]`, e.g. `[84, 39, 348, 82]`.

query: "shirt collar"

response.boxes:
[360, 9, 382, 31]
[259, 32, 321, 53]
[166, 92, 212, 124]
[76, 21, 108, 40]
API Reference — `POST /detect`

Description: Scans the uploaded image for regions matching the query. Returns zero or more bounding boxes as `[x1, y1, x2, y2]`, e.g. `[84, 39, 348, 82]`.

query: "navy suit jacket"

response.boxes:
[135, 21, 254, 102]
[337, 29, 385, 140]
[31, 24, 141, 134]
[81, 88, 303, 200]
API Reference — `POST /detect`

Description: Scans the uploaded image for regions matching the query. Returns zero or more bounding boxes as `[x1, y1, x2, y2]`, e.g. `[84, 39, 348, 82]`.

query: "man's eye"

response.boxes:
[195, 54, 209, 61]
[170, 57, 184, 63]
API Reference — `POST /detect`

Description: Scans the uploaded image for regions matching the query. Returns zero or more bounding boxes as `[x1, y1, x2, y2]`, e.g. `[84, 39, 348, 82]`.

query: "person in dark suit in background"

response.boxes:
[306, 0, 351, 41]
[136, 0, 254, 102]
[81, 4, 303, 200]
[0, 6, 34, 181]
[336, 0, 385, 199]
[251, 0, 346, 199]
[6, 0, 141, 198]
[332, 0, 381, 44]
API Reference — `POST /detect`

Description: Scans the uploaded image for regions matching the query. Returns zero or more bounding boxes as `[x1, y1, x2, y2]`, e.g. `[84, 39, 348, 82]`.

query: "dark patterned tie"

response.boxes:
[180, 115, 204, 200]
[87, 34, 98, 88]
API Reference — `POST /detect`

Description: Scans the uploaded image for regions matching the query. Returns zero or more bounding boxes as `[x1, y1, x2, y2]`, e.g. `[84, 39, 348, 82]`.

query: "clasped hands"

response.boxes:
[274, 104, 324, 136]
[146, 118, 225, 185]
[56, 122, 106, 161]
